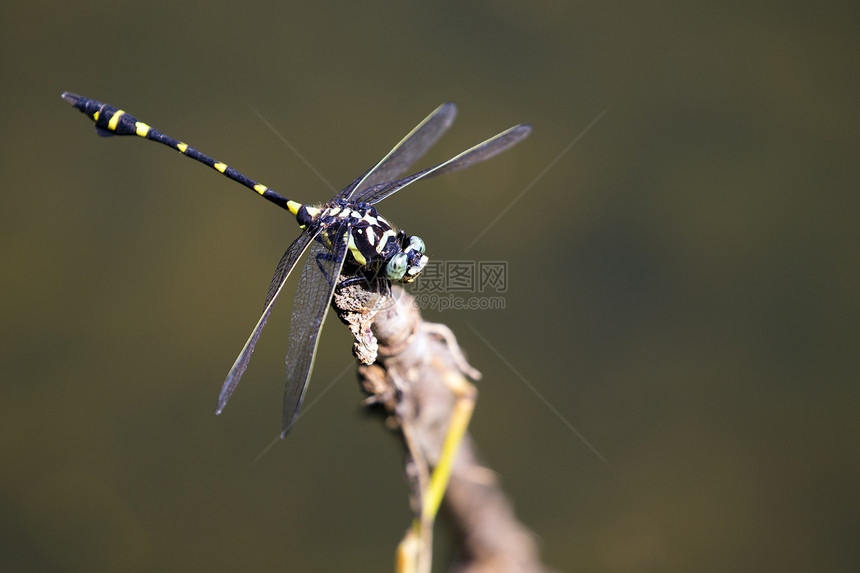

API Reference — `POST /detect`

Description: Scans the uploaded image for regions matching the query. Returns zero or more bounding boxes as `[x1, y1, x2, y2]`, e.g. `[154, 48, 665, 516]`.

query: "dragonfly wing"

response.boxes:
[338, 102, 458, 201]
[361, 123, 532, 205]
[216, 228, 320, 415]
[281, 223, 350, 436]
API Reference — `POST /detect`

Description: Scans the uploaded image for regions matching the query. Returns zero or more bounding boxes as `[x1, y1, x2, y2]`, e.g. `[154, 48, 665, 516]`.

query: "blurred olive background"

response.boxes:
[2, 1, 857, 571]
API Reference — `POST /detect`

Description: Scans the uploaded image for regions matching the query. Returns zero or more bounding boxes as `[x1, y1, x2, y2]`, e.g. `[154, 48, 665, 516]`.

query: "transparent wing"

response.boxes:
[337, 102, 458, 201]
[281, 224, 350, 436]
[359, 124, 532, 205]
[215, 228, 320, 415]
[264, 229, 318, 309]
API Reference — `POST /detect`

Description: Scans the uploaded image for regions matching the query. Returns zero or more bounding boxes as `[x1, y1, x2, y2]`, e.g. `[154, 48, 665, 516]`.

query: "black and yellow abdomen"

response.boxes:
[61, 92, 301, 215]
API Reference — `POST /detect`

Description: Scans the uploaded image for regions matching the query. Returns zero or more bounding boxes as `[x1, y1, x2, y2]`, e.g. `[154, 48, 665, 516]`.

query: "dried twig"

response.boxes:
[333, 280, 553, 573]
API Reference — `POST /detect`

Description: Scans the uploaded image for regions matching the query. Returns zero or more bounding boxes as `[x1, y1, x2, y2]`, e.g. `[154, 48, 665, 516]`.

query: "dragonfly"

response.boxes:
[62, 93, 531, 436]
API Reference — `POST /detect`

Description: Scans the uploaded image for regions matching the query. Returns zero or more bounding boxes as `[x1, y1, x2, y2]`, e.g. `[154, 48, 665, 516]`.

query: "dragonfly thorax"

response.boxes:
[304, 201, 428, 283]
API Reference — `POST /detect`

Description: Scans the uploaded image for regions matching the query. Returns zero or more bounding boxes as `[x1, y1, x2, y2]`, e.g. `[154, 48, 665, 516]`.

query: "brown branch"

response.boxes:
[334, 281, 553, 573]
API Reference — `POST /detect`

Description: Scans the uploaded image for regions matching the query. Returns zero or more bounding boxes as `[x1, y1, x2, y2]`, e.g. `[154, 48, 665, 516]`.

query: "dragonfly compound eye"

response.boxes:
[385, 253, 409, 281]
[408, 235, 425, 254]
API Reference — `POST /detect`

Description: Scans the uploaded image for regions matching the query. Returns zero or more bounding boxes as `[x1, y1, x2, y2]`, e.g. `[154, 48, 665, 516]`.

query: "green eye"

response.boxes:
[385, 253, 408, 280]
[409, 235, 425, 254]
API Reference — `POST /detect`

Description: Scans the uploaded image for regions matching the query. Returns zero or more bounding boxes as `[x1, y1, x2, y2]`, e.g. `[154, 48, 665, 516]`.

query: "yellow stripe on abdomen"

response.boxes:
[107, 110, 125, 131]
[286, 200, 302, 215]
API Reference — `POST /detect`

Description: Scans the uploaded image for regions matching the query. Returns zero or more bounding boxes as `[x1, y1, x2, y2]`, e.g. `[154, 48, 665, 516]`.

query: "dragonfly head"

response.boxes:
[385, 234, 427, 283]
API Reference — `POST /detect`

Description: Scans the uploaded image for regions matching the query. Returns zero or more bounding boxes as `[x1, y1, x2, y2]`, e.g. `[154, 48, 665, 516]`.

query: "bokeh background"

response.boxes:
[2, 1, 857, 571]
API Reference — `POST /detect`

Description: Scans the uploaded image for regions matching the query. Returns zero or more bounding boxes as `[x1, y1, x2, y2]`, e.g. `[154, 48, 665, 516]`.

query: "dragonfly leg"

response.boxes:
[336, 273, 393, 299]
[313, 252, 342, 287]
[336, 275, 373, 290]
